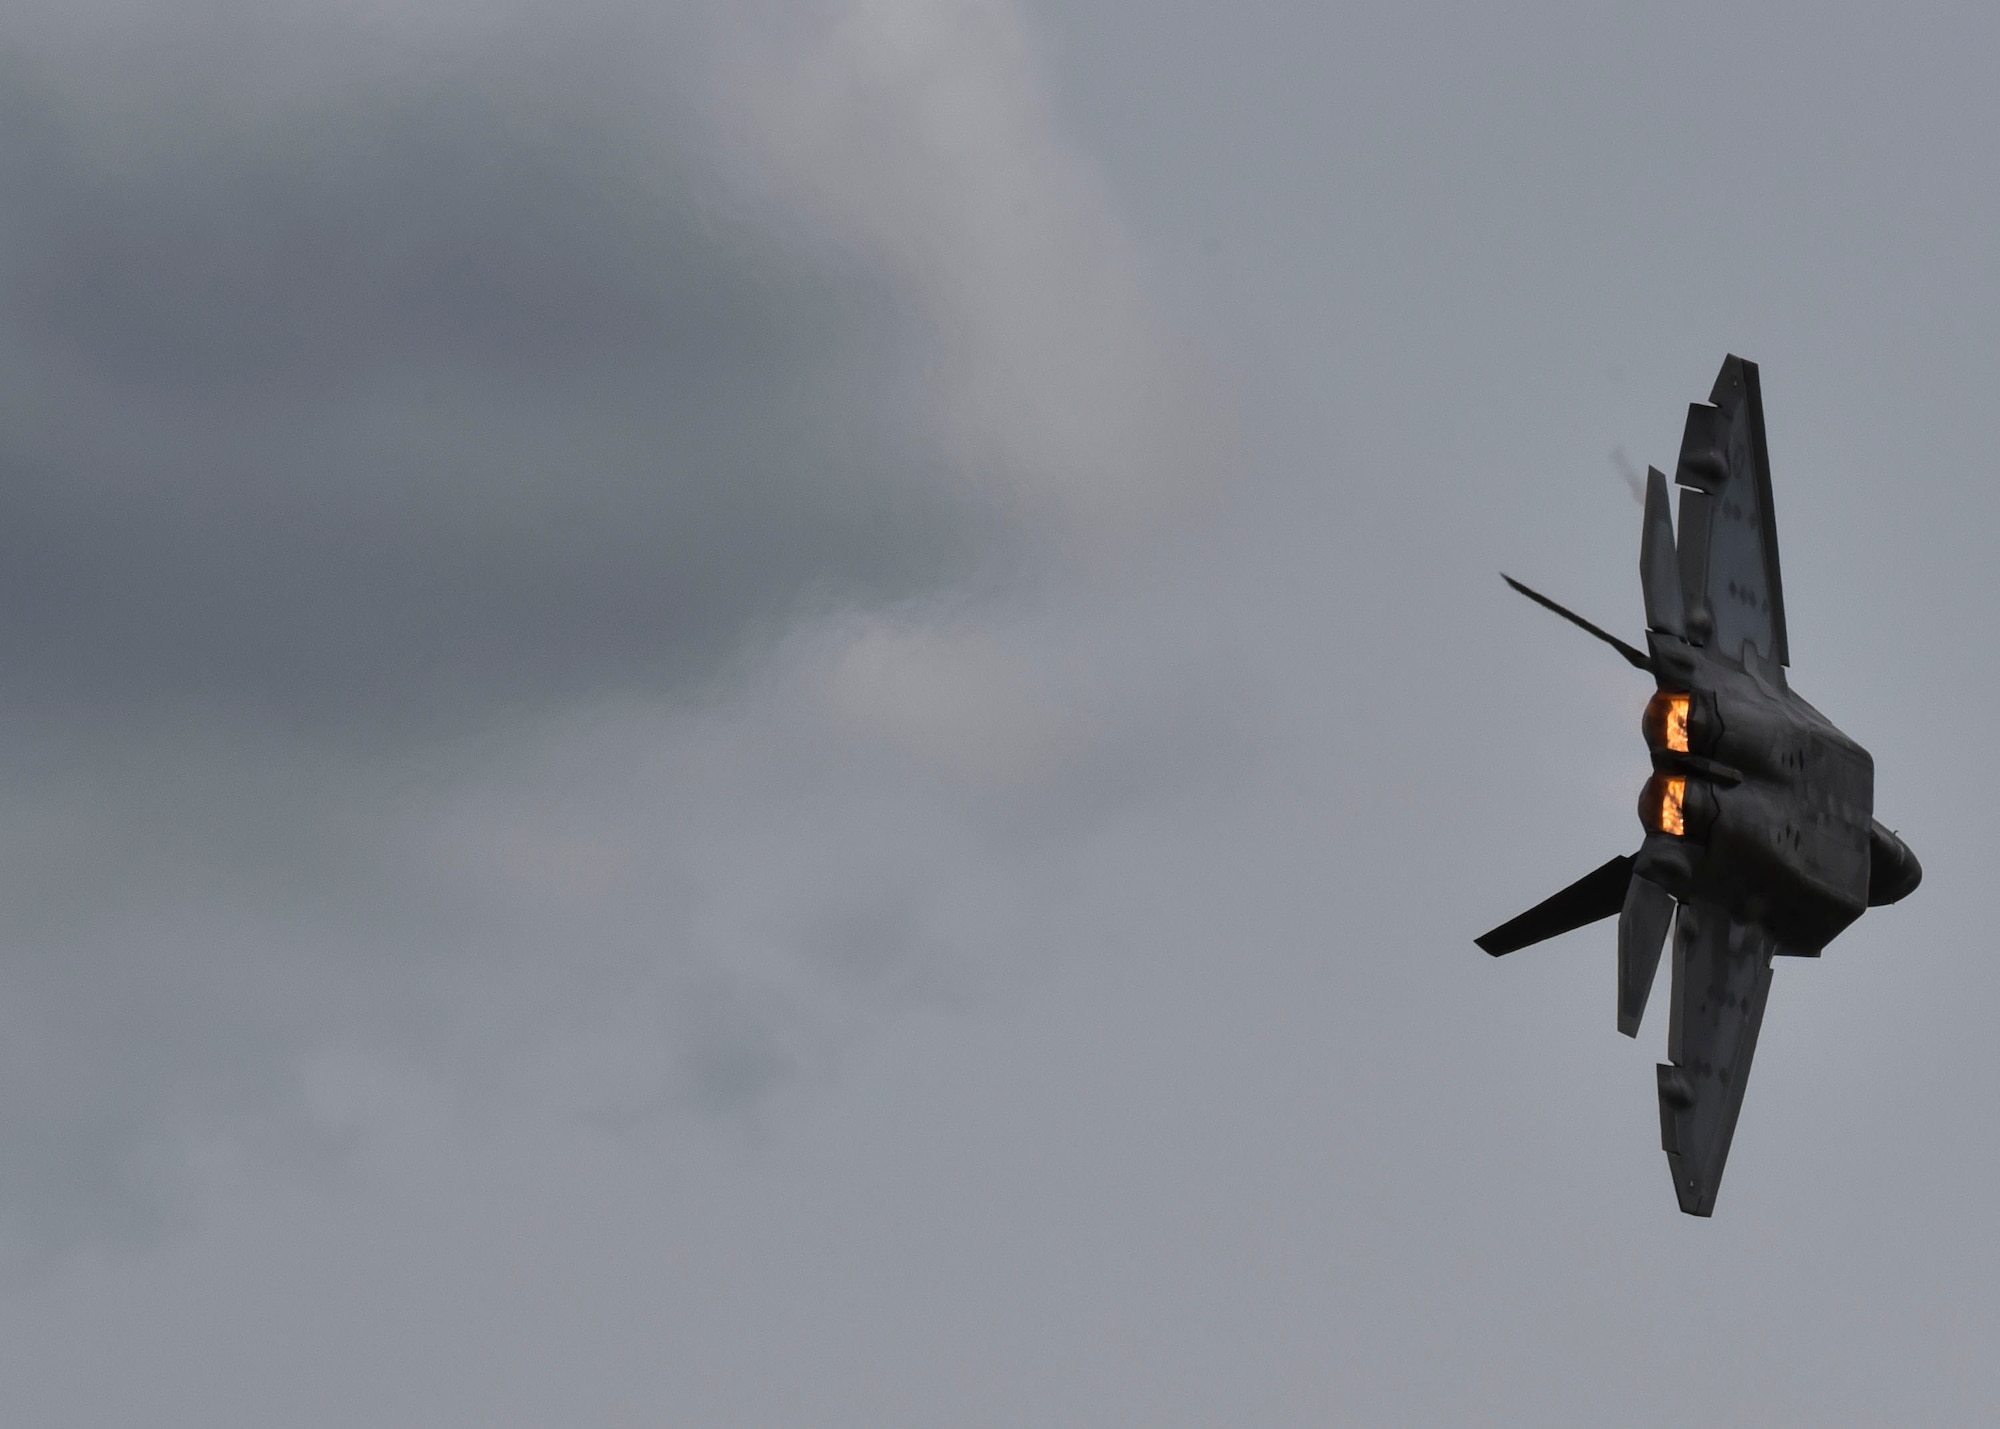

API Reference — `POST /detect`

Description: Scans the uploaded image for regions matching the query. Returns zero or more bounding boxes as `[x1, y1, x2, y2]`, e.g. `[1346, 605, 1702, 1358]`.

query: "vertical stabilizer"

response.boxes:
[1641, 468, 1684, 638]
[1617, 874, 1674, 1036]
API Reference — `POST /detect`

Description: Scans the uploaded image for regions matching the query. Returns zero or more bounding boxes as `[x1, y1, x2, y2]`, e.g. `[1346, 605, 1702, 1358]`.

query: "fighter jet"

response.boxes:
[1477, 354, 1921, 1216]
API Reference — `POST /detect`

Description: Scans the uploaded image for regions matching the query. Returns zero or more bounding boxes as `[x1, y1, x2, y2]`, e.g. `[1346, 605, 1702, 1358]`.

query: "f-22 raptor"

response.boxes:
[1477, 355, 1921, 1217]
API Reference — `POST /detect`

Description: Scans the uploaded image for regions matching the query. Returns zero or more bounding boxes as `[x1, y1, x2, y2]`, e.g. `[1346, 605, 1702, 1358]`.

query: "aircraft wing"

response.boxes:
[1672, 355, 1789, 670]
[1656, 899, 1777, 1216]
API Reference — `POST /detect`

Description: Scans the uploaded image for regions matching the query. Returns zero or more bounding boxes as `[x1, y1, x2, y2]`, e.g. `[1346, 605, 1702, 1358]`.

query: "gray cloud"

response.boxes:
[0, 11, 1000, 733]
[3, 0, 1998, 1423]
[0, 0, 1225, 1260]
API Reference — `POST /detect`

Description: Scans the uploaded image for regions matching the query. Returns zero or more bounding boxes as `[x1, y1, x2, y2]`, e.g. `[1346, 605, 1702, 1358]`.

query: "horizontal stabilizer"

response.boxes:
[1500, 575, 1652, 673]
[1477, 853, 1635, 956]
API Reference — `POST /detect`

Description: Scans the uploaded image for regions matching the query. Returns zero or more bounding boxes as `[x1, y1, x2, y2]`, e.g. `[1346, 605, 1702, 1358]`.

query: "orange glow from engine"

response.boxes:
[1663, 694, 1689, 753]
[1640, 771, 1688, 836]
[1644, 690, 1691, 753]
[1659, 776, 1685, 835]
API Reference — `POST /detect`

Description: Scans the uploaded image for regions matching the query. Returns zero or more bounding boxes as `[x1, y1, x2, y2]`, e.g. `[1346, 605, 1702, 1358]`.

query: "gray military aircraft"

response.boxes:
[1477, 354, 1921, 1216]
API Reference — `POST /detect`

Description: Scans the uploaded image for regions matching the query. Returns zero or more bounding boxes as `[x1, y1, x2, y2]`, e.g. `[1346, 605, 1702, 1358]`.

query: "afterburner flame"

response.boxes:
[1640, 771, 1687, 836]
[1644, 690, 1690, 753]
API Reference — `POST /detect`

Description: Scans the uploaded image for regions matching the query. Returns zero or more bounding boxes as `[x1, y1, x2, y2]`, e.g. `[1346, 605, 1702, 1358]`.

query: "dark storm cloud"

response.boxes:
[0, 14, 997, 732]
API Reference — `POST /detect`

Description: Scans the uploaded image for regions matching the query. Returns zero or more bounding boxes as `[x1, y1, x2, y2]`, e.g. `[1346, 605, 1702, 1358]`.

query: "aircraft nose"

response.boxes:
[1867, 820, 1922, 906]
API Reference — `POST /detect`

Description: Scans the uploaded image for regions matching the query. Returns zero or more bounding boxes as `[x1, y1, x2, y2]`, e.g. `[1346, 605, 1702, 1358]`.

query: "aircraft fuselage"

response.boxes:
[1634, 633, 1877, 956]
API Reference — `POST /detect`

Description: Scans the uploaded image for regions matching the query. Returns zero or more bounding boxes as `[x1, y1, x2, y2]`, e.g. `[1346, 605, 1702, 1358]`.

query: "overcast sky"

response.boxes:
[0, 0, 1994, 1422]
